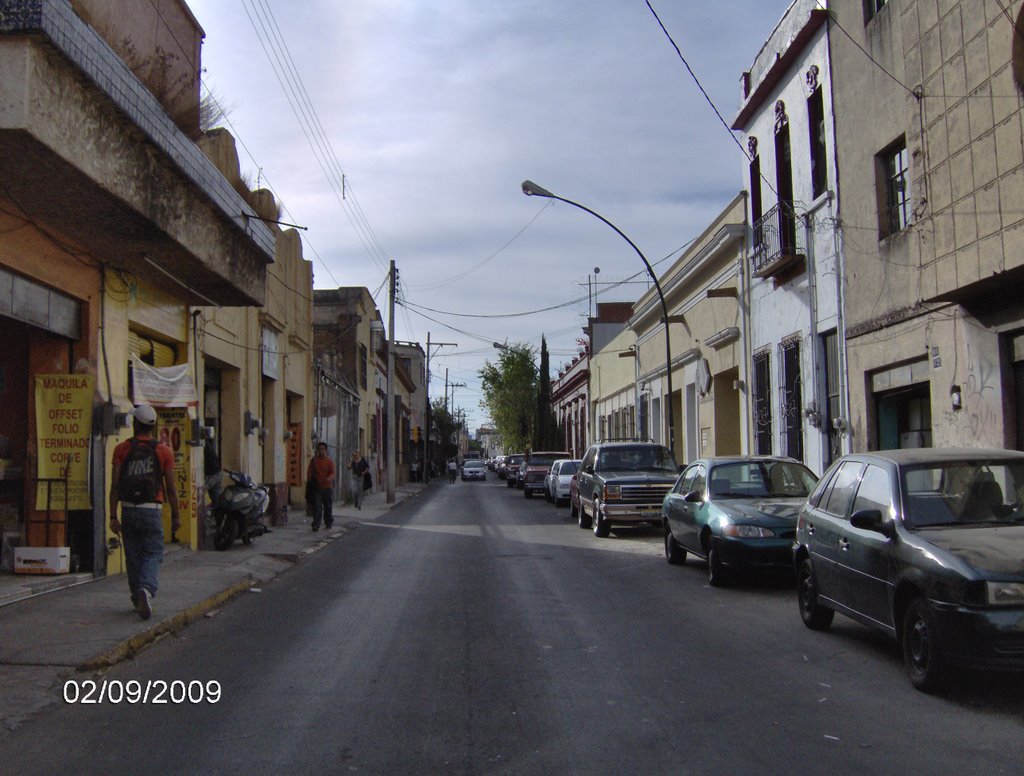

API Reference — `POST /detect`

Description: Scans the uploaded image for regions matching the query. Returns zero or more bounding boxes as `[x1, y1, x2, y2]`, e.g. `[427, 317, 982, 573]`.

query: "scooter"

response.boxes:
[212, 470, 271, 550]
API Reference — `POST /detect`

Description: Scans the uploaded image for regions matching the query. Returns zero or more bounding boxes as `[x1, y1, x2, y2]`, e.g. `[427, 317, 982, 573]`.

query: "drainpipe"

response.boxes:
[804, 211, 821, 472]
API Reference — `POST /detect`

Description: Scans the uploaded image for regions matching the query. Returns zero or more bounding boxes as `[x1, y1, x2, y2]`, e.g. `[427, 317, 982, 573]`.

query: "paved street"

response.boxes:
[2, 477, 1022, 774]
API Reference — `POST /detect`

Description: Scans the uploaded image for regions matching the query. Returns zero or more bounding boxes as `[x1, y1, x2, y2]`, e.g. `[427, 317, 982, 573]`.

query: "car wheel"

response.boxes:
[902, 597, 946, 692]
[577, 501, 592, 529]
[797, 558, 834, 630]
[592, 502, 610, 538]
[706, 543, 728, 587]
[664, 523, 686, 565]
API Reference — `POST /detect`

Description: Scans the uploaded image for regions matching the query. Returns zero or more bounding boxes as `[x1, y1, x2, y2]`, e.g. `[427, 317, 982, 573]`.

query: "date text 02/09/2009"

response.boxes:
[63, 679, 222, 704]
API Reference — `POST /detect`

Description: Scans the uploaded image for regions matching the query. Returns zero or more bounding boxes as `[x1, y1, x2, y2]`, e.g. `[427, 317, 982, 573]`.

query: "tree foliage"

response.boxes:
[479, 344, 536, 454]
[430, 397, 462, 463]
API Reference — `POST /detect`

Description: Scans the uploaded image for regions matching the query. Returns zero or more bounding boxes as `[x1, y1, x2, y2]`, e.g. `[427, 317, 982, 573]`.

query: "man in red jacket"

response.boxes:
[307, 442, 336, 531]
[109, 404, 179, 620]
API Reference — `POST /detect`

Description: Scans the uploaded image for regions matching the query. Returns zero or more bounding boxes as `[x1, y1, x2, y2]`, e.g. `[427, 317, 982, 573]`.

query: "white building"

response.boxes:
[731, 0, 848, 475]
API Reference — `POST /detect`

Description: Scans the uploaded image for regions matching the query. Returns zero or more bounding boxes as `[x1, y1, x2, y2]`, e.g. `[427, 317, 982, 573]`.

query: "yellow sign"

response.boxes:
[156, 407, 193, 544]
[35, 374, 93, 510]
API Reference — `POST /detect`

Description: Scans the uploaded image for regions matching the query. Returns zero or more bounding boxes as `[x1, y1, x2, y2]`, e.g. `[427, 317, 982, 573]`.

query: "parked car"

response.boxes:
[576, 442, 679, 537]
[662, 456, 818, 586]
[495, 456, 509, 479]
[794, 448, 1024, 692]
[521, 451, 571, 498]
[545, 459, 581, 506]
[461, 459, 486, 481]
[504, 454, 525, 488]
[569, 472, 581, 520]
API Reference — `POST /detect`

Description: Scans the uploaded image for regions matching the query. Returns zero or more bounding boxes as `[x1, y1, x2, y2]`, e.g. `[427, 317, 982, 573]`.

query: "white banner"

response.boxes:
[133, 361, 198, 407]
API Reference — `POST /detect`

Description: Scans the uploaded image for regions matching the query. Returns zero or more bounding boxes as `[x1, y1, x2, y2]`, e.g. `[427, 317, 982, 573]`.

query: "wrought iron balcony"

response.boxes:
[752, 201, 805, 279]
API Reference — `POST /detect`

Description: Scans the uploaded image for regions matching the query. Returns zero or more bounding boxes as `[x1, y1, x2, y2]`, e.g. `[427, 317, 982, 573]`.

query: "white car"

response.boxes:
[544, 459, 581, 506]
[461, 459, 487, 481]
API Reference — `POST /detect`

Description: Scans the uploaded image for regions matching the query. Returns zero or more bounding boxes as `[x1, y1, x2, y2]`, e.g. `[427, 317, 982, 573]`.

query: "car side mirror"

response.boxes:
[684, 490, 703, 503]
[851, 508, 895, 538]
[583, 465, 594, 474]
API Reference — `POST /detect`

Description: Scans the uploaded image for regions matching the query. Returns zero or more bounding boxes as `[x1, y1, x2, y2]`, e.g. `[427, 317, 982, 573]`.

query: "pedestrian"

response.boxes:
[108, 404, 180, 621]
[410, 459, 420, 483]
[347, 450, 371, 509]
[307, 442, 336, 531]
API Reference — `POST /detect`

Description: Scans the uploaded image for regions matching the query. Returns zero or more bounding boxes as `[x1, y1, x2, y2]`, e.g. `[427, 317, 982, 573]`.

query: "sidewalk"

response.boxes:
[0, 480, 427, 733]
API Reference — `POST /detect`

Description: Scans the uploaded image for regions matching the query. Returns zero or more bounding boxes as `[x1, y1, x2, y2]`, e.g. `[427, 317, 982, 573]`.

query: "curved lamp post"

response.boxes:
[521, 180, 676, 459]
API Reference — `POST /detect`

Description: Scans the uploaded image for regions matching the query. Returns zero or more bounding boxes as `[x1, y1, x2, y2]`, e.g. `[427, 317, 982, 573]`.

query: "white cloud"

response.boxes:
[189, 0, 792, 429]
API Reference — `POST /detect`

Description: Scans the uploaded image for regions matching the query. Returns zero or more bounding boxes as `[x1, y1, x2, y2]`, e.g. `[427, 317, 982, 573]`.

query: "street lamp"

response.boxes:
[521, 180, 676, 459]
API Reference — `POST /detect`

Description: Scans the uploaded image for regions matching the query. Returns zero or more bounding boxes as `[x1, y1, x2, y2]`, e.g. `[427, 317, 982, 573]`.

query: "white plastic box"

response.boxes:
[14, 546, 70, 575]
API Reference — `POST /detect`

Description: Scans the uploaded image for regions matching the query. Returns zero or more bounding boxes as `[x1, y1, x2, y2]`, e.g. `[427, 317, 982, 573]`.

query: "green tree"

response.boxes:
[533, 336, 561, 450]
[431, 397, 462, 464]
[479, 344, 536, 453]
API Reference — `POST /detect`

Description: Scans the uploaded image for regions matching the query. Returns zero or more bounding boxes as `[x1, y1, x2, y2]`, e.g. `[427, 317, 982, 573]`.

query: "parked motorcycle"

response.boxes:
[212, 470, 271, 550]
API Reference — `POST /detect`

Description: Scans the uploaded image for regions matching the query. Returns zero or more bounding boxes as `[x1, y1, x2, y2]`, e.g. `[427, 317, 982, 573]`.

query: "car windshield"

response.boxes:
[597, 446, 677, 473]
[464, 461, 484, 469]
[708, 460, 817, 499]
[507, 456, 524, 465]
[559, 461, 578, 475]
[901, 459, 1024, 528]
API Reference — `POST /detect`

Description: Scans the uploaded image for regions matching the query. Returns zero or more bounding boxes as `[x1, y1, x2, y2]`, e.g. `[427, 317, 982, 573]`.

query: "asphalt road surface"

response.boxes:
[4, 476, 1023, 774]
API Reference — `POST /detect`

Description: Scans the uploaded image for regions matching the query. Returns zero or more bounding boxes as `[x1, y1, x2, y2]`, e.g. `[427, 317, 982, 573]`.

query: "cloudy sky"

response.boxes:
[189, 0, 793, 431]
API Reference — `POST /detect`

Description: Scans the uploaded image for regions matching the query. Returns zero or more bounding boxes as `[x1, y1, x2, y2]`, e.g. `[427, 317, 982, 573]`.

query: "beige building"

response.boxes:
[632, 195, 748, 465]
[0, 0, 278, 573]
[589, 326, 638, 444]
[831, 0, 1024, 451]
[197, 131, 314, 530]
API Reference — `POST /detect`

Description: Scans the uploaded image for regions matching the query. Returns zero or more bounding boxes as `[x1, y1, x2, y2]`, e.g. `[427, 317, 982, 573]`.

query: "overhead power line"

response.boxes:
[241, 0, 392, 273]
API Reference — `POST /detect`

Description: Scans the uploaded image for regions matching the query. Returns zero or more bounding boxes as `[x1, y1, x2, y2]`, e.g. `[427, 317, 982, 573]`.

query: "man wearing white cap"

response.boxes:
[108, 404, 180, 620]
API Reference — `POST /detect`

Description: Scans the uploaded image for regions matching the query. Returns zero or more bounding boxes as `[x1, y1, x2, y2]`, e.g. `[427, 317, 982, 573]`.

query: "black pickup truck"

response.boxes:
[576, 442, 679, 537]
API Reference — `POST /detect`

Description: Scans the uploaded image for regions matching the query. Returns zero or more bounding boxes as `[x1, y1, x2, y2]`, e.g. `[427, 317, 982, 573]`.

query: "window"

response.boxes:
[781, 339, 803, 462]
[879, 137, 910, 237]
[851, 464, 893, 518]
[864, 0, 888, 23]
[807, 87, 827, 199]
[822, 461, 863, 518]
[822, 331, 841, 466]
[359, 344, 368, 390]
[750, 154, 763, 252]
[753, 351, 772, 454]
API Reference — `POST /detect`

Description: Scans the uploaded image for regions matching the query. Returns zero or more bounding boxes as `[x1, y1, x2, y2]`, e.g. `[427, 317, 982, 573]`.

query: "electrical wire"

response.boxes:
[241, 0, 391, 274]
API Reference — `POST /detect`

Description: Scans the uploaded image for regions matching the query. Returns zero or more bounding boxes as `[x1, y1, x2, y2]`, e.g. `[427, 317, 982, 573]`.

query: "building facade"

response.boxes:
[831, 0, 1024, 453]
[732, 0, 846, 475]
[632, 194, 748, 466]
[0, 0, 276, 574]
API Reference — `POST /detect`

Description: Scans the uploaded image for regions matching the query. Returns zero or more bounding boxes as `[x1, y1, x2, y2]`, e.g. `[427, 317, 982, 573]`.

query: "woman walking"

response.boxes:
[347, 450, 371, 509]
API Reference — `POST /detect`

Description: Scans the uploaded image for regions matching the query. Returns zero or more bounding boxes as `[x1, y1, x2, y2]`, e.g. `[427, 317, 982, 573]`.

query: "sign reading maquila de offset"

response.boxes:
[35, 374, 93, 510]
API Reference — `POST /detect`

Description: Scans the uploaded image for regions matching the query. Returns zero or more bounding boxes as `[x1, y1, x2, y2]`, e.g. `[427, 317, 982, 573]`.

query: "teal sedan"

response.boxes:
[663, 457, 818, 586]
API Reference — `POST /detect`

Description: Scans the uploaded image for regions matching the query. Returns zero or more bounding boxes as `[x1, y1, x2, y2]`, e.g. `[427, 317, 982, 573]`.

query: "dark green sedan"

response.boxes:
[662, 456, 818, 586]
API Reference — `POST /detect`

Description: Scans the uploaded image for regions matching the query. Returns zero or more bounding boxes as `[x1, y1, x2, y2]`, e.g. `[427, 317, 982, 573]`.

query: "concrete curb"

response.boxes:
[79, 576, 254, 671]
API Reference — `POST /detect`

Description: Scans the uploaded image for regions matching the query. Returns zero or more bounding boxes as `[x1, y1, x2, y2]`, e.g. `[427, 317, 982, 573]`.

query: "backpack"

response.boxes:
[117, 438, 162, 504]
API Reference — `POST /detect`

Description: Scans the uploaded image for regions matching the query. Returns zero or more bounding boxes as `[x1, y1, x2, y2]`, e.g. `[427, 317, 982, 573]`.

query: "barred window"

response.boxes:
[753, 351, 772, 455]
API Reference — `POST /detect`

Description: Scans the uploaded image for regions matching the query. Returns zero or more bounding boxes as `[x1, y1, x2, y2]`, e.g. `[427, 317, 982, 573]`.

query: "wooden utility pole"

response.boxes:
[386, 259, 396, 503]
[424, 332, 456, 482]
